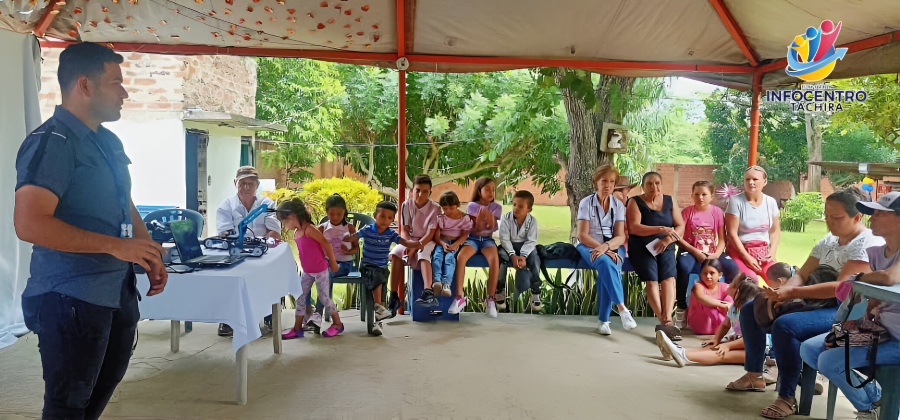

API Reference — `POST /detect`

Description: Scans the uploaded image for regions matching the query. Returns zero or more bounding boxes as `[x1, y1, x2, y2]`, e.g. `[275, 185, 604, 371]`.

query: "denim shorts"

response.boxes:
[463, 235, 497, 251]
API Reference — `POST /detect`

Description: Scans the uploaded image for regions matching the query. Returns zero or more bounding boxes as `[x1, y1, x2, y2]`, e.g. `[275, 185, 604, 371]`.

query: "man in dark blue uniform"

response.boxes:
[14, 42, 168, 419]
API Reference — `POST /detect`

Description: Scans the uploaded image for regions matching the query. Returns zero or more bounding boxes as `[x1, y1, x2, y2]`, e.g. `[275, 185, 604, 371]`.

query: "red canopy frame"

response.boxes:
[33, 1, 900, 195]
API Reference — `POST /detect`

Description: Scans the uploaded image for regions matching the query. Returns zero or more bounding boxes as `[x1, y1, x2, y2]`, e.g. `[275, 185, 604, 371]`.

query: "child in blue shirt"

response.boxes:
[344, 201, 421, 336]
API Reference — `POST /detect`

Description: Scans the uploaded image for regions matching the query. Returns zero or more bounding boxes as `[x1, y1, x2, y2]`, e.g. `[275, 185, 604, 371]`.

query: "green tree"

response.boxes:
[540, 69, 666, 235]
[255, 58, 345, 183]
[831, 75, 900, 151]
[336, 67, 569, 197]
[822, 124, 897, 186]
[703, 89, 807, 190]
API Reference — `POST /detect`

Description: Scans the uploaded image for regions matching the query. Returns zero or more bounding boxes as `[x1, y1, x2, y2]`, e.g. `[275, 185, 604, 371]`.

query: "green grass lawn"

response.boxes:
[501, 204, 823, 266]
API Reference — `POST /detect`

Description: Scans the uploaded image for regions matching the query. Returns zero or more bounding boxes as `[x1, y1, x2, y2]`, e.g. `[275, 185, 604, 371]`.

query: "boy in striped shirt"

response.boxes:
[344, 201, 421, 336]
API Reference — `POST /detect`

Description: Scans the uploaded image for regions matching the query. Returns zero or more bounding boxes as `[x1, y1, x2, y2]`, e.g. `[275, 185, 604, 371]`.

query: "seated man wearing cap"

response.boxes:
[215, 166, 282, 336]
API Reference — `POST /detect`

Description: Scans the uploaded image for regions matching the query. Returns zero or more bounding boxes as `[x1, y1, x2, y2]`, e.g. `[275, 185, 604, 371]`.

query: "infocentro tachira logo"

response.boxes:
[785, 20, 848, 82]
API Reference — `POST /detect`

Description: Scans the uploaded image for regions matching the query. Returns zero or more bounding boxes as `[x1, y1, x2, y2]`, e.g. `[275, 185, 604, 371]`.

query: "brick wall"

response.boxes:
[38, 48, 256, 122]
[654, 164, 720, 209]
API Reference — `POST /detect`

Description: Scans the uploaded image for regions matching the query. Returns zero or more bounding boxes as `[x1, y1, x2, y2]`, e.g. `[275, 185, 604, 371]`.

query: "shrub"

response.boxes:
[781, 192, 824, 232]
[261, 178, 382, 222]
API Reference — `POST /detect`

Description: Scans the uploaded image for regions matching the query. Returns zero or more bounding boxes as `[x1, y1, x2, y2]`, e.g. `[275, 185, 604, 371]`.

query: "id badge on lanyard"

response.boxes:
[90, 136, 132, 238]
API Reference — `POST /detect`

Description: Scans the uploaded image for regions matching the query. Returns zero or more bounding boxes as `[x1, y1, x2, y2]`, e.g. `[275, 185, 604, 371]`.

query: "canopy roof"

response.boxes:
[810, 161, 900, 180]
[2, 0, 899, 89]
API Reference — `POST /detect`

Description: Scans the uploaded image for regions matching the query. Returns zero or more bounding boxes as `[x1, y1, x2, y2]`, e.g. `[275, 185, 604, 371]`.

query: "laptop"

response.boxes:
[170, 220, 246, 268]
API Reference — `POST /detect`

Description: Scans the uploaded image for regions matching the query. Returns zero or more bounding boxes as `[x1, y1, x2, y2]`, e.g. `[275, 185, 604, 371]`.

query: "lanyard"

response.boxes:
[89, 134, 132, 238]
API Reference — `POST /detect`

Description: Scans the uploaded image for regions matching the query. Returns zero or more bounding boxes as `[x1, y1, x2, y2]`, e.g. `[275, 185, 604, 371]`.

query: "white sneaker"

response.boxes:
[441, 282, 452, 297]
[658, 330, 689, 367]
[371, 321, 384, 336]
[448, 296, 466, 315]
[620, 309, 637, 330]
[655, 329, 672, 360]
[674, 308, 687, 329]
[374, 304, 391, 321]
[531, 293, 542, 312]
[486, 298, 498, 318]
[598, 321, 612, 335]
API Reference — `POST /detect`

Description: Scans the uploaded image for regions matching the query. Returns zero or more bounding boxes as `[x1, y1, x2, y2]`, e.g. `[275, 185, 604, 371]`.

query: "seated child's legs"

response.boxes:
[454, 245, 477, 297]
[525, 251, 541, 293]
[388, 251, 406, 295]
[431, 244, 445, 283]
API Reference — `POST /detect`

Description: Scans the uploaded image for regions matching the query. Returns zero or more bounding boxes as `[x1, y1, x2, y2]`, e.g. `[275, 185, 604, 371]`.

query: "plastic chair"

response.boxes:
[312, 213, 386, 335]
[143, 208, 204, 333]
[797, 296, 881, 417]
[143, 208, 205, 241]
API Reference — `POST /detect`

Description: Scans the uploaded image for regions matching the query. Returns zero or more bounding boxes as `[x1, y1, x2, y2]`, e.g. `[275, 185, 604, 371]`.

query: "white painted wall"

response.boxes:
[106, 119, 187, 209]
[184, 122, 253, 234]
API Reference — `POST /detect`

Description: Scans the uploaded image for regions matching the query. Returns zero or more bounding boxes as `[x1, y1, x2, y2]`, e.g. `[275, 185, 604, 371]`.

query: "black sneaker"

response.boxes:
[655, 324, 682, 341]
[387, 294, 402, 317]
[218, 323, 233, 337]
[414, 289, 437, 307]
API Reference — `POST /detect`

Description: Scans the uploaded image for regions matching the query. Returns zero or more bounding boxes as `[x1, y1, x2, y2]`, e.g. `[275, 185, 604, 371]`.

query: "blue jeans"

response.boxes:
[432, 239, 458, 284]
[307, 260, 354, 310]
[22, 291, 139, 419]
[675, 252, 740, 310]
[577, 243, 625, 323]
[741, 301, 839, 397]
[801, 333, 900, 411]
[463, 235, 497, 251]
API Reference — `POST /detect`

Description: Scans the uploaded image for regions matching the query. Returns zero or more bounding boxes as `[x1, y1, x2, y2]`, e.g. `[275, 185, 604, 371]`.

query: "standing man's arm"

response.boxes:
[130, 201, 168, 295]
[14, 186, 164, 274]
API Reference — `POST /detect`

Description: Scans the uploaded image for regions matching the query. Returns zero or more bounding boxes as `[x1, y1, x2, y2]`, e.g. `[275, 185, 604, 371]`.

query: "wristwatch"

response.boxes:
[853, 272, 866, 282]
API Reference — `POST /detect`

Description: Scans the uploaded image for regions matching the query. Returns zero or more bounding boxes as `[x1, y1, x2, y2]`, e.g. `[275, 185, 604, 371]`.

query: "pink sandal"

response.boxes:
[282, 329, 304, 339]
[322, 324, 344, 337]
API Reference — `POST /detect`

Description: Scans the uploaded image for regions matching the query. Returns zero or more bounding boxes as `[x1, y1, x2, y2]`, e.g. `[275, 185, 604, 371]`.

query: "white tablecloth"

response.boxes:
[136, 242, 299, 354]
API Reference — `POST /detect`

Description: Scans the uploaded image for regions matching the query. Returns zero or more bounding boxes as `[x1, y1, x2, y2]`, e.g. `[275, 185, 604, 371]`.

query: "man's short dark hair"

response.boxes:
[413, 174, 432, 187]
[514, 190, 535, 209]
[374, 201, 398, 216]
[58, 43, 124, 94]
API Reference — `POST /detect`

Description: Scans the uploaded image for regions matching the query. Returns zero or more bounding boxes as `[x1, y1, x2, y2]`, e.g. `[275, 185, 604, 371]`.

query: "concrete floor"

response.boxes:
[0, 312, 858, 420]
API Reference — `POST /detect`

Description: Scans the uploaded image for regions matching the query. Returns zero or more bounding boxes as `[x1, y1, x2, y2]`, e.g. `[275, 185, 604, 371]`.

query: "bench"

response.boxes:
[407, 249, 635, 322]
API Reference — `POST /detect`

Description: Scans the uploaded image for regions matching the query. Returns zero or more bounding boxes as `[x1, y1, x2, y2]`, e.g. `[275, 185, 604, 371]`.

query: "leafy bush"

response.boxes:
[782, 192, 824, 232]
[262, 177, 382, 222]
[296, 177, 383, 221]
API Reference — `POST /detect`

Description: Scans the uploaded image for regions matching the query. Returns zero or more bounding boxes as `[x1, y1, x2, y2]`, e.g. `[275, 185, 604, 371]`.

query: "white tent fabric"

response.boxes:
[0, 32, 42, 350]
[2, 0, 899, 89]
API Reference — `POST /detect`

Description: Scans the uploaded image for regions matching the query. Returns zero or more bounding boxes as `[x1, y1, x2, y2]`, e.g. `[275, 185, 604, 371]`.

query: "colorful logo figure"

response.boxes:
[786, 20, 848, 82]
[862, 177, 875, 192]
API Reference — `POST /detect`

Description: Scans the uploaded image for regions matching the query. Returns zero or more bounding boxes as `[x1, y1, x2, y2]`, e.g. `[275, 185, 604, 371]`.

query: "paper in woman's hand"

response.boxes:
[646, 239, 662, 256]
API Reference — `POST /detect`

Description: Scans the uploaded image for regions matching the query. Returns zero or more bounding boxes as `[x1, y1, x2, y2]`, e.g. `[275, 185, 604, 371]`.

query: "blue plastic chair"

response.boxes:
[142, 208, 205, 241]
[142, 208, 204, 333]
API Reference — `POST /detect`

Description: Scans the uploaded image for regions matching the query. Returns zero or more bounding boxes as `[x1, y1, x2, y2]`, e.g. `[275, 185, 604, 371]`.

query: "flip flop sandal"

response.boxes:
[761, 398, 797, 419]
[725, 373, 766, 392]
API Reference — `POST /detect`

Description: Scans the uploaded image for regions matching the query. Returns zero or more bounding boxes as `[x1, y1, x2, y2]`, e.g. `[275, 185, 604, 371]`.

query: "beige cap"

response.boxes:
[235, 166, 259, 182]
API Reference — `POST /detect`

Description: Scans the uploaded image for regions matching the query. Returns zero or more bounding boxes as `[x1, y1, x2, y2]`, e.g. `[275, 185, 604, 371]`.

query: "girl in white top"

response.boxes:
[725, 166, 781, 285]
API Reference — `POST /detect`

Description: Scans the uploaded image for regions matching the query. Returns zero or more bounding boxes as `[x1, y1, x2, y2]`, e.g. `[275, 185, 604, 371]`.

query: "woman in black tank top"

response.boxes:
[626, 172, 685, 339]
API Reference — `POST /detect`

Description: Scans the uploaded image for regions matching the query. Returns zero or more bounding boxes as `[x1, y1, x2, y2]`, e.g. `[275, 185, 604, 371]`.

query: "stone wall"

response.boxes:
[37, 48, 256, 122]
[182, 55, 257, 118]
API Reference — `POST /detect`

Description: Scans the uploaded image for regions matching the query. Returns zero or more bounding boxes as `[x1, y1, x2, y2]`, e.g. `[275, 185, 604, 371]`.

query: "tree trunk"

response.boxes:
[558, 70, 637, 242]
[804, 110, 824, 193]
[558, 70, 598, 242]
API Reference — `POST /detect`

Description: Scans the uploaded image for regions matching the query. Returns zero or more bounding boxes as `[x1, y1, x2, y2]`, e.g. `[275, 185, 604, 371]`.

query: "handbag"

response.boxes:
[823, 289, 891, 388]
[744, 240, 771, 263]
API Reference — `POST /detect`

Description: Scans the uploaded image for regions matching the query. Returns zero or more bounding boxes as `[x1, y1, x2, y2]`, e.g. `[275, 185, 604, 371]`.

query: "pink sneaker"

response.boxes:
[321, 324, 344, 337]
[282, 329, 304, 339]
[448, 296, 466, 315]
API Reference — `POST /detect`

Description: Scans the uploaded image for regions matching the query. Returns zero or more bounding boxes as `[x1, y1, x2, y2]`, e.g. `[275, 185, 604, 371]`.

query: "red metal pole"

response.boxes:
[398, 70, 407, 204]
[748, 72, 762, 166]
